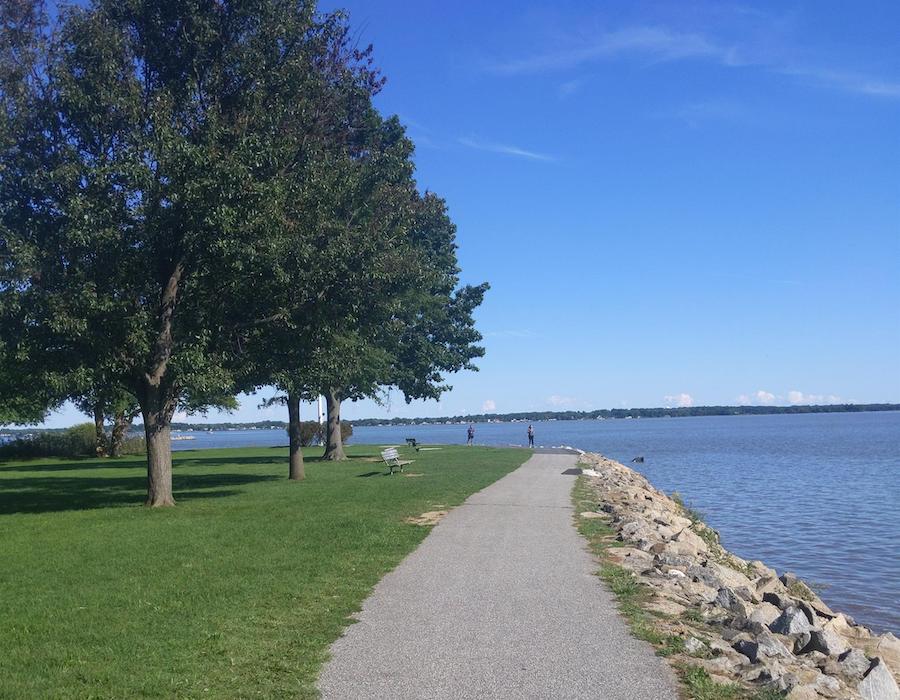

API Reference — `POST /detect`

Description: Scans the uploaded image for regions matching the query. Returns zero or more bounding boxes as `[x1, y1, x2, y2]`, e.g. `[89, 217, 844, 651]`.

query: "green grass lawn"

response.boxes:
[0, 444, 529, 698]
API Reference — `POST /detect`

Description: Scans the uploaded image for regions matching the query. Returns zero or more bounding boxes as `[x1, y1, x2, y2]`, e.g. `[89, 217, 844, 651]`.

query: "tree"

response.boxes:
[237, 66, 401, 476]
[0, 0, 376, 503]
[317, 191, 489, 461]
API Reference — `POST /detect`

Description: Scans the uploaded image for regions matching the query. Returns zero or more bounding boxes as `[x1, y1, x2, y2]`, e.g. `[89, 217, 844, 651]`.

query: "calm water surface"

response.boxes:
[172, 412, 900, 633]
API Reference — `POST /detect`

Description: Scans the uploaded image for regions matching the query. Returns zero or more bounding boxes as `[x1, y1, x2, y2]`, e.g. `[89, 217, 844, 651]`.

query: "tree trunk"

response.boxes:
[287, 391, 305, 480]
[93, 402, 107, 457]
[109, 410, 134, 458]
[137, 261, 183, 506]
[139, 385, 176, 507]
[322, 388, 346, 461]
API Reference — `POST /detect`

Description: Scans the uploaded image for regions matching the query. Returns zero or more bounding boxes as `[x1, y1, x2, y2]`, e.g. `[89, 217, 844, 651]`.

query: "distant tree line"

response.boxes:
[351, 403, 900, 426]
[0, 0, 486, 505]
[4, 402, 882, 434]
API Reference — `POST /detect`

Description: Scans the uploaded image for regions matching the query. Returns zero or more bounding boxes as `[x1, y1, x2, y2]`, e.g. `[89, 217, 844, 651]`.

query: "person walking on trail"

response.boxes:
[466, 424, 475, 446]
[527, 424, 535, 448]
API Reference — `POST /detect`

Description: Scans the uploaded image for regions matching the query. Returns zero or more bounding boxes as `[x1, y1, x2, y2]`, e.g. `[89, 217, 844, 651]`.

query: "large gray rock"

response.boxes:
[619, 518, 656, 543]
[799, 628, 849, 657]
[763, 590, 797, 610]
[757, 629, 794, 660]
[839, 648, 873, 680]
[794, 631, 813, 654]
[811, 671, 843, 698]
[797, 599, 819, 626]
[688, 564, 723, 589]
[742, 659, 784, 684]
[716, 587, 751, 617]
[654, 553, 694, 569]
[808, 597, 837, 620]
[770, 606, 815, 635]
[749, 601, 782, 626]
[733, 630, 792, 663]
[684, 636, 706, 656]
[733, 638, 762, 663]
[734, 585, 757, 602]
[755, 574, 784, 596]
[669, 527, 709, 555]
[780, 571, 801, 588]
[858, 657, 900, 700]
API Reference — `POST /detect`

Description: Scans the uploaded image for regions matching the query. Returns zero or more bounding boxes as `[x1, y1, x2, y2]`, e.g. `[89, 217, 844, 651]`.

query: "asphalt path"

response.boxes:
[318, 451, 678, 699]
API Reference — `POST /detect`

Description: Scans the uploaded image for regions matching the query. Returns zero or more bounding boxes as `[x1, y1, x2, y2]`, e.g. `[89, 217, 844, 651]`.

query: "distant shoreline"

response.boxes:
[5, 403, 896, 436]
[350, 403, 900, 427]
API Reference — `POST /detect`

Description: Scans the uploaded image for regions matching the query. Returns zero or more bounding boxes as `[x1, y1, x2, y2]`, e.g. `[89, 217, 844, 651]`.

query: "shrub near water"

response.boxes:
[0, 424, 146, 460]
[293, 420, 353, 446]
[0, 423, 96, 460]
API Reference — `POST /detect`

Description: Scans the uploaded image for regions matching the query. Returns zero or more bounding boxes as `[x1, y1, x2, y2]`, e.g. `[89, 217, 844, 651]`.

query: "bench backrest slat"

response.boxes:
[382, 448, 400, 460]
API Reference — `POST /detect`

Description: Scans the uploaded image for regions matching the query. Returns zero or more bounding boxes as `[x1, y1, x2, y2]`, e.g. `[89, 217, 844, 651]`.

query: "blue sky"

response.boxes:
[40, 0, 900, 427]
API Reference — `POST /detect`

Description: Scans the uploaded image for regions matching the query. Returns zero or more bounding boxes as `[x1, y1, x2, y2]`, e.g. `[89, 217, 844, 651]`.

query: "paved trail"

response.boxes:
[318, 451, 678, 699]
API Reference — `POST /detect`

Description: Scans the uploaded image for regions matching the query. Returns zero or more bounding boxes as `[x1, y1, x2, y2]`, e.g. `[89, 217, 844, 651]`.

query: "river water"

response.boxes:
[171, 411, 900, 633]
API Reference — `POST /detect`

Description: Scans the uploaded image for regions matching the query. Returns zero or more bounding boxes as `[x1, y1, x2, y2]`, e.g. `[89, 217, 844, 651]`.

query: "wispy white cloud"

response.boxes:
[547, 395, 578, 407]
[458, 136, 556, 162]
[775, 66, 900, 99]
[787, 390, 843, 405]
[558, 77, 585, 98]
[489, 27, 727, 75]
[664, 393, 694, 408]
[397, 114, 433, 134]
[738, 390, 777, 405]
[488, 24, 900, 100]
[672, 98, 749, 128]
[482, 399, 497, 412]
[737, 389, 846, 406]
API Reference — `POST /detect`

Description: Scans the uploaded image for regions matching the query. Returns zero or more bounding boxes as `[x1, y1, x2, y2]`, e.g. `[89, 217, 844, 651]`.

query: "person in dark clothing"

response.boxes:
[467, 424, 475, 446]
[527, 424, 534, 448]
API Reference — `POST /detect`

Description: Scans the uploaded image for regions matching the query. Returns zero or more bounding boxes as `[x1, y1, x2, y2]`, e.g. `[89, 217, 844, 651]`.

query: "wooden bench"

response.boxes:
[381, 447, 414, 475]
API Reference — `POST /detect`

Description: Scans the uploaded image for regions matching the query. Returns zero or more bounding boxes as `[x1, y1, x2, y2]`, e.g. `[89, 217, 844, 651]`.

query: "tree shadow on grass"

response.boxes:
[172, 456, 286, 469]
[0, 456, 147, 473]
[0, 472, 280, 515]
[0, 454, 290, 473]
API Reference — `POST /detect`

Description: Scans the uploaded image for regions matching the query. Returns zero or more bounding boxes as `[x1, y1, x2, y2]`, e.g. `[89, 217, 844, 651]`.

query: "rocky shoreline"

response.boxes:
[577, 451, 900, 700]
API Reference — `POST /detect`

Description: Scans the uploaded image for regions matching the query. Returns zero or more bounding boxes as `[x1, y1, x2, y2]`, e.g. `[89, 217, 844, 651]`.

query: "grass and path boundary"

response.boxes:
[572, 474, 786, 700]
[1, 444, 528, 698]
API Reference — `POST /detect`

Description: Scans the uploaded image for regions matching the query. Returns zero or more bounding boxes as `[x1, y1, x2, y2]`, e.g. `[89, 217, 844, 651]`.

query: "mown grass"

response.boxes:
[0, 444, 529, 698]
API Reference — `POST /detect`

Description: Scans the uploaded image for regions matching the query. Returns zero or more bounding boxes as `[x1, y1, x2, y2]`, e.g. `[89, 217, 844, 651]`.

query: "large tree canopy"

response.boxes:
[0, 0, 380, 503]
[1, 0, 488, 495]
